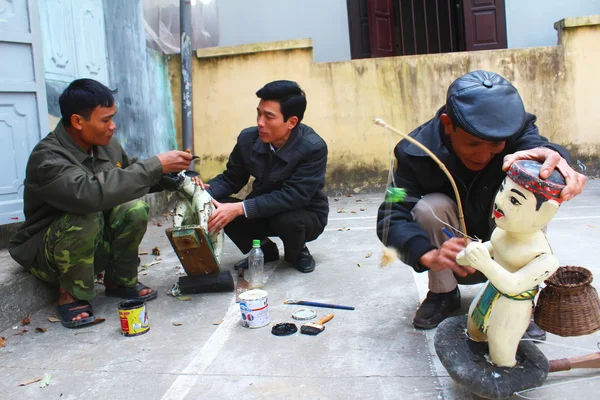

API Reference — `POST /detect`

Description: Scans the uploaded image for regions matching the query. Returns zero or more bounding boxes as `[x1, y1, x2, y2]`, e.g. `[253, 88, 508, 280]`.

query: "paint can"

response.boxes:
[118, 300, 150, 336]
[239, 289, 270, 328]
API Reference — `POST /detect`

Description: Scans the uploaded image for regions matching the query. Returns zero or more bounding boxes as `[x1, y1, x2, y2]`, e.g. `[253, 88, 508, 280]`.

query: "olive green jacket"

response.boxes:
[9, 121, 164, 267]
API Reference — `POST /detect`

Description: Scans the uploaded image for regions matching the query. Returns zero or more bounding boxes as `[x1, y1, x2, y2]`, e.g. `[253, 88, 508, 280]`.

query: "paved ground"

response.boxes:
[1, 183, 600, 400]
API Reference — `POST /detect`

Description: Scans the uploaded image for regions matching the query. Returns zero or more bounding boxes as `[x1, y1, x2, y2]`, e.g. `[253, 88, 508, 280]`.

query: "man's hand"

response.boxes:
[207, 200, 244, 233]
[191, 176, 210, 189]
[156, 150, 193, 173]
[502, 147, 586, 201]
[419, 238, 476, 278]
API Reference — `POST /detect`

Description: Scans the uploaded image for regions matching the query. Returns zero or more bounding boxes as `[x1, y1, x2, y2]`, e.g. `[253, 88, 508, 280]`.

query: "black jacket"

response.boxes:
[208, 123, 329, 226]
[376, 106, 570, 272]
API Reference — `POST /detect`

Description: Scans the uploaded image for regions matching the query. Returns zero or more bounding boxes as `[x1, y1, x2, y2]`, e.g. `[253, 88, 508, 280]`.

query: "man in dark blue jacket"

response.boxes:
[377, 70, 586, 331]
[203, 80, 328, 273]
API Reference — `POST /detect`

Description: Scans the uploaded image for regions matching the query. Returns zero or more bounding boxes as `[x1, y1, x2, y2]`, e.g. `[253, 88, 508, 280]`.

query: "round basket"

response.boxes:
[534, 266, 600, 337]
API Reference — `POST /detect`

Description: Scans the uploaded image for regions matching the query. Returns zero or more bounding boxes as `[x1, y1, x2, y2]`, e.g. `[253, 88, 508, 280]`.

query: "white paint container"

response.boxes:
[239, 289, 270, 328]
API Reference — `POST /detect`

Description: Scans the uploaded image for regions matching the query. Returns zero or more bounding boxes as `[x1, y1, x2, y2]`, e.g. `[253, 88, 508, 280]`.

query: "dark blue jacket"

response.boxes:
[376, 106, 570, 272]
[208, 123, 328, 226]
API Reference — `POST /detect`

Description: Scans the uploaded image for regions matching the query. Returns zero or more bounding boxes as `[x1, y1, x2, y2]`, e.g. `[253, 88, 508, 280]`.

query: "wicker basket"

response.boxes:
[534, 266, 600, 337]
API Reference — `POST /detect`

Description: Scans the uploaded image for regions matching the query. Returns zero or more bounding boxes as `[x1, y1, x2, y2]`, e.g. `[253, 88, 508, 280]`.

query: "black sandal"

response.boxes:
[56, 300, 98, 328]
[105, 282, 158, 301]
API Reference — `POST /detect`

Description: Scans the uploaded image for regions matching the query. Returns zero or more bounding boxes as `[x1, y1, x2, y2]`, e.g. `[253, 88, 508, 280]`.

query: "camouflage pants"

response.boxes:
[29, 200, 149, 301]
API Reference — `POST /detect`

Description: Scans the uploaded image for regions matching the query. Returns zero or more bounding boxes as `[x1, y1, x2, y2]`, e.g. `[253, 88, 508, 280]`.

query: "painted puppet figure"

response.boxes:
[167, 170, 224, 263]
[456, 160, 566, 367]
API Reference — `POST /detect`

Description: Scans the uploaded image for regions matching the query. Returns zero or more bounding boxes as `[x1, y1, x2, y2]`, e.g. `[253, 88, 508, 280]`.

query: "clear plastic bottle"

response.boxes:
[248, 239, 265, 289]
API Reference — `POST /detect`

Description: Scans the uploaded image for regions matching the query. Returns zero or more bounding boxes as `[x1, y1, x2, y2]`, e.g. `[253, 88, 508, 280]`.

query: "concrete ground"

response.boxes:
[1, 183, 600, 400]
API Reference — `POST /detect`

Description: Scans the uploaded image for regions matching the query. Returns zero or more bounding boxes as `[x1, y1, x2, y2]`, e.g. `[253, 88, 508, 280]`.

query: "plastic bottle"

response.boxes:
[248, 239, 265, 289]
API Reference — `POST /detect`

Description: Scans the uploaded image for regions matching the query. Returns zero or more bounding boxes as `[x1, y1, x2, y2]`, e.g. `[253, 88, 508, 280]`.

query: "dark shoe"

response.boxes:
[413, 288, 461, 329]
[523, 320, 546, 341]
[105, 281, 158, 301]
[234, 239, 280, 270]
[56, 300, 99, 329]
[291, 247, 316, 273]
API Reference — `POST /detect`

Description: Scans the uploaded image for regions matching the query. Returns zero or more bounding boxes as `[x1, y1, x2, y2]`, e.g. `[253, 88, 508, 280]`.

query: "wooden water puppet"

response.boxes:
[161, 170, 233, 293]
[436, 160, 570, 398]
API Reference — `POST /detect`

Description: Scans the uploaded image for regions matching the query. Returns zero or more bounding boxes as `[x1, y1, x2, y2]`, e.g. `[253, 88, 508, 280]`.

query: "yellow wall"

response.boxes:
[169, 16, 600, 193]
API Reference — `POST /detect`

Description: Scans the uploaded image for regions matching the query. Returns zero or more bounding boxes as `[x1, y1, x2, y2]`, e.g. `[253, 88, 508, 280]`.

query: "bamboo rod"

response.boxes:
[374, 118, 469, 247]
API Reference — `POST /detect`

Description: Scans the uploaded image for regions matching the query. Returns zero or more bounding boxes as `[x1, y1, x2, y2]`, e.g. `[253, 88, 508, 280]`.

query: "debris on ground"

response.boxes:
[365, 253, 372, 258]
[213, 319, 224, 325]
[168, 283, 182, 297]
[21, 316, 30, 326]
[172, 322, 183, 326]
[13, 330, 28, 336]
[48, 316, 60, 323]
[140, 261, 161, 271]
[139, 251, 149, 255]
[333, 198, 340, 202]
[177, 296, 192, 301]
[337, 227, 351, 231]
[360, 207, 367, 211]
[345, 194, 353, 197]
[350, 210, 357, 214]
[39, 373, 51, 388]
[152, 246, 160, 256]
[357, 263, 363, 268]
[337, 208, 346, 213]
[18, 377, 42, 386]
[154, 219, 163, 227]
[155, 257, 162, 261]
[0, 337, 6, 348]
[35, 327, 47, 333]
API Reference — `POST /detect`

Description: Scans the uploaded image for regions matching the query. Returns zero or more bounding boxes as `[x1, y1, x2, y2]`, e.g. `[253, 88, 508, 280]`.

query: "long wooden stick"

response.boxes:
[549, 352, 600, 372]
[374, 118, 469, 247]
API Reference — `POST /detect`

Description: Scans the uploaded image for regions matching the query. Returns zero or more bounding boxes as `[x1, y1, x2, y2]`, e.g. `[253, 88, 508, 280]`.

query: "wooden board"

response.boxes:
[166, 225, 220, 275]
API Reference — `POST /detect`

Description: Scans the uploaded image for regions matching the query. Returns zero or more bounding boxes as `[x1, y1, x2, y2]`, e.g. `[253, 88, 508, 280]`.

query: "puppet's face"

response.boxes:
[493, 176, 559, 233]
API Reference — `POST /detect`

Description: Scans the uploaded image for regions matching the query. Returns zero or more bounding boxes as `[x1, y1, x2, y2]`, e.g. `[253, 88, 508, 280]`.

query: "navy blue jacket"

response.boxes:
[208, 123, 328, 226]
[376, 106, 570, 272]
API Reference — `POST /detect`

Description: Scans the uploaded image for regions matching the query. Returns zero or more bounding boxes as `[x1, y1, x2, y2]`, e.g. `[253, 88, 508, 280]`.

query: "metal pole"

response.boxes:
[180, 0, 193, 152]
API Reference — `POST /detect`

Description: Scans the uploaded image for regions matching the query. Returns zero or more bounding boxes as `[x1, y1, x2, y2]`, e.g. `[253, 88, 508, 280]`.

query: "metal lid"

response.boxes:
[291, 308, 317, 321]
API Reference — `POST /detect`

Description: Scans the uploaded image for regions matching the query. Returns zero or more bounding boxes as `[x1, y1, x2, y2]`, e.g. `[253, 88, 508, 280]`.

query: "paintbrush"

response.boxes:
[300, 313, 334, 336]
[284, 300, 355, 310]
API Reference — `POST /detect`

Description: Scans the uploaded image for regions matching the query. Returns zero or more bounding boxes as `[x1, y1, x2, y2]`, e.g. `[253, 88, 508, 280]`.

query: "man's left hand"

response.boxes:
[502, 147, 586, 201]
[207, 200, 244, 233]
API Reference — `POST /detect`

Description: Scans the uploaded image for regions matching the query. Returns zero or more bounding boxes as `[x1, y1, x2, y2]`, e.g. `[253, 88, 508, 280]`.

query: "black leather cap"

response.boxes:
[446, 70, 526, 141]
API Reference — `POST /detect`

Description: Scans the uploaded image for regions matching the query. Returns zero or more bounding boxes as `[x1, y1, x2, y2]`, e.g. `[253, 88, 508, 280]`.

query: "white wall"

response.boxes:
[216, 0, 351, 62]
[506, 0, 600, 48]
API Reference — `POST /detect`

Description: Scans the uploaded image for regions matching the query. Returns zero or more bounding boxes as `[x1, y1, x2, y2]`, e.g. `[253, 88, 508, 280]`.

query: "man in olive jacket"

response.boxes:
[377, 71, 586, 331]
[9, 79, 193, 328]
[203, 80, 328, 273]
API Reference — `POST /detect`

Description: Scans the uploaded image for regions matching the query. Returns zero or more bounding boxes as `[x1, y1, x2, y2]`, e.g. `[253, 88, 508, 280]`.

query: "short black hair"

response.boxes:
[256, 80, 307, 123]
[59, 79, 116, 127]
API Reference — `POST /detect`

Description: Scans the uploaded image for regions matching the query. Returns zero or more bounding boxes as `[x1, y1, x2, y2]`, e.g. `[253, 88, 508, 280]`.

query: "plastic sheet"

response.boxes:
[143, 0, 218, 54]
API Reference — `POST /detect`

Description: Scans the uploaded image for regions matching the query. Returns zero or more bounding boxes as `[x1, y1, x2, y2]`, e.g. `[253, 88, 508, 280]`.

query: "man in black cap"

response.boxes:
[376, 70, 586, 332]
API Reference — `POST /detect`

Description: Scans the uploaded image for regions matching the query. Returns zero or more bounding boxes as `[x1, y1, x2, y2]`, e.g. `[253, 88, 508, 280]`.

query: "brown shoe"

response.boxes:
[413, 288, 461, 329]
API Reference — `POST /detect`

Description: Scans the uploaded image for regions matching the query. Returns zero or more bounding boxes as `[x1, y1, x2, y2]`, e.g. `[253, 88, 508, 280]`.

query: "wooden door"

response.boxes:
[0, 0, 49, 225]
[461, 0, 507, 51]
[347, 0, 371, 59]
[367, 0, 396, 57]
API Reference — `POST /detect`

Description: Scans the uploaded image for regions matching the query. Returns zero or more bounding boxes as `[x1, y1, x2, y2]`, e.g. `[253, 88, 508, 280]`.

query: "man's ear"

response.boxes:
[440, 113, 453, 136]
[70, 114, 85, 130]
[533, 200, 560, 229]
[287, 116, 299, 130]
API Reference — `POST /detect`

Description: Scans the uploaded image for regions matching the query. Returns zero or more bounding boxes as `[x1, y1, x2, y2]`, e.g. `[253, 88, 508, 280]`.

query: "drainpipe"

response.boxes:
[180, 0, 193, 153]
